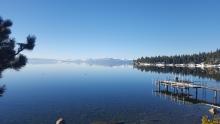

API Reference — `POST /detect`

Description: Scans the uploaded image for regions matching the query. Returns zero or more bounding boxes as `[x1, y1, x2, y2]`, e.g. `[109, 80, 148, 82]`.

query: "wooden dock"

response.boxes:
[157, 80, 220, 92]
[158, 80, 203, 88]
[154, 79, 220, 108]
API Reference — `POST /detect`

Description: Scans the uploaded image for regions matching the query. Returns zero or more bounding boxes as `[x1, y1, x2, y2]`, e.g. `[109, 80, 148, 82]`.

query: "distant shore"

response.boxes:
[134, 62, 220, 69]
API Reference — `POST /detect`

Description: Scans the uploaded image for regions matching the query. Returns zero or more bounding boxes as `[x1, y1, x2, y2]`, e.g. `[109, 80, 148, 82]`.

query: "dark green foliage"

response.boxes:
[0, 16, 36, 77]
[135, 49, 220, 64]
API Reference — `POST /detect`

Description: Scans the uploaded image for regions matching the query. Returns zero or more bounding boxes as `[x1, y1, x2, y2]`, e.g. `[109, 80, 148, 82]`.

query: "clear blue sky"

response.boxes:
[1, 0, 220, 59]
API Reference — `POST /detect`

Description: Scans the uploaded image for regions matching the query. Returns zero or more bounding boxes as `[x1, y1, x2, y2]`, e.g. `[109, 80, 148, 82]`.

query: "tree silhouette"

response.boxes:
[0, 16, 36, 96]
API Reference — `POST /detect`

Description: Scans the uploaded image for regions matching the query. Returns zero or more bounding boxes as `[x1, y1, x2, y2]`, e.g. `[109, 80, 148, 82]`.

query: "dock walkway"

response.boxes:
[158, 80, 220, 91]
[155, 79, 220, 108]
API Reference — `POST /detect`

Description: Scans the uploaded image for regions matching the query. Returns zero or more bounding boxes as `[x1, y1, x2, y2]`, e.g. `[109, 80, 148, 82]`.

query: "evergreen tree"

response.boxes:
[0, 16, 36, 96]
[135, 49, 220, 65]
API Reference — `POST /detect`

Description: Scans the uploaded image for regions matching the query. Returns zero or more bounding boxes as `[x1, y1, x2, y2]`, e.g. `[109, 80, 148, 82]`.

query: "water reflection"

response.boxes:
[134, 65, 220, 81]
[0, 84, 6, 97]
[0, 57, 27, 97]
[0, 63, 219, 124]
[154, 89, 220, 107]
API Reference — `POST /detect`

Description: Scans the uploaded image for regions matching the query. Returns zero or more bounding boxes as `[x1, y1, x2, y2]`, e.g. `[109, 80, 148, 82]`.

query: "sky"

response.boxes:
[0, 0, 220, 60]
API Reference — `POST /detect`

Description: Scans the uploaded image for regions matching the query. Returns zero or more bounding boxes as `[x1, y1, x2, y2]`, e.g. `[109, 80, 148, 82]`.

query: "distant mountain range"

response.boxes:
[79, 58, 133, 66]
[28, 58, 59, 64]
[28, 58, 133, 66]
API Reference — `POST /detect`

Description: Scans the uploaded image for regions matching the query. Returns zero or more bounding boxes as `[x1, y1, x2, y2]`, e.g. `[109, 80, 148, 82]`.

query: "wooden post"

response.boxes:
[187, 88, 189, 98]
[181, 88, 183, 95]
[214, 90, 217, 104]
[158, 81, 161, 92]
[174, 87, 176, 94]
[195, 88, 198, 100]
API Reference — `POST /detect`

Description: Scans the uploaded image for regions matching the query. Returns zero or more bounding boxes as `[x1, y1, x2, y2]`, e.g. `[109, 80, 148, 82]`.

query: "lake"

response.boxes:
[0, 62, 220, 124]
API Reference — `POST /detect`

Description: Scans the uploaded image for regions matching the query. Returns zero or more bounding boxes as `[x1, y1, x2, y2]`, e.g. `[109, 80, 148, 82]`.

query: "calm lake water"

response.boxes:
[0, 63, 220, 124]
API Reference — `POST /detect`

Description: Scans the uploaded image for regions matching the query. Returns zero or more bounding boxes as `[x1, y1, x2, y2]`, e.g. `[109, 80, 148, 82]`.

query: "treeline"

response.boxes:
[135, 49, 220, 64]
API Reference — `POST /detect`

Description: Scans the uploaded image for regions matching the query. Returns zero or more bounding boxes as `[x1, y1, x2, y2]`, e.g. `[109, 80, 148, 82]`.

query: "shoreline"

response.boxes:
[134, 62, 220, 69]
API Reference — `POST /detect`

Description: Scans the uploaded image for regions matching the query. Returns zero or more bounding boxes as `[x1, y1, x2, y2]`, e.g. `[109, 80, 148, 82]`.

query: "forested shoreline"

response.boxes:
[135, 49, 220, 65]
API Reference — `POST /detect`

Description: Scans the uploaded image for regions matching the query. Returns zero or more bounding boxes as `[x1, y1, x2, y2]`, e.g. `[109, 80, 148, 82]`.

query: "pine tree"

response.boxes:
[0, 16, 36, 77]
